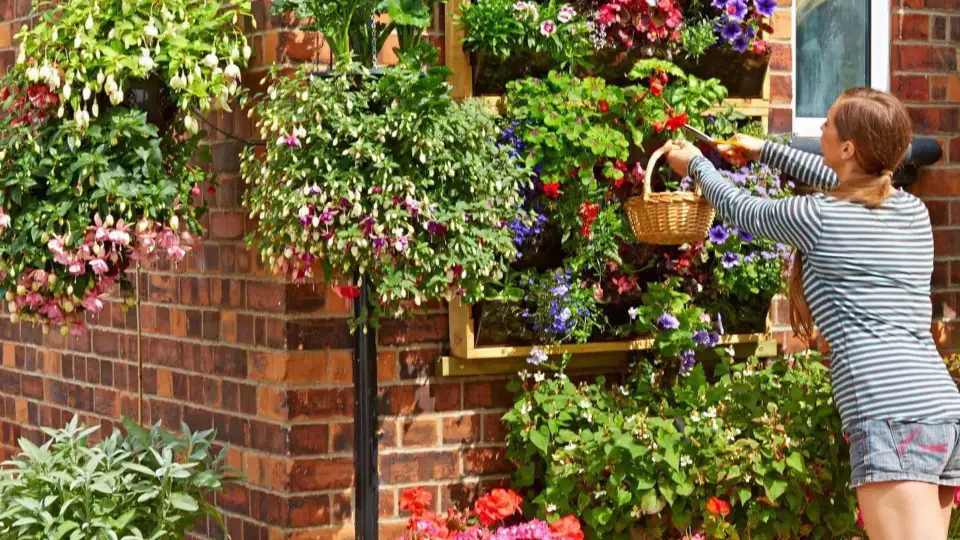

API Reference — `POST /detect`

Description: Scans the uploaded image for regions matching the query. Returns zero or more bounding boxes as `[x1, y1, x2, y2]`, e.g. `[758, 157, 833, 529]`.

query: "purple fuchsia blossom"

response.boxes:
[426, 221, 447, 237]
[709, 224, 730, 244]
[754, 0, 777, 17]
[657, 313, 680, 330]
[680, 350, 697, 373]
[721, 251, 741, 268]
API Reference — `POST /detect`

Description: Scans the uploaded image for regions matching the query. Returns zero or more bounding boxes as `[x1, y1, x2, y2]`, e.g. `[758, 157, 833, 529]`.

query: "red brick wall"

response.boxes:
[0, 1, 957, 540]
[891, 0, 960, 353]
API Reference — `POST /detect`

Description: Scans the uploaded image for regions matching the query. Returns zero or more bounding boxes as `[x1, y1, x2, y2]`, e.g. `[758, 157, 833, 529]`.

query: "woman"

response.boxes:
[664, 87, 960, 539]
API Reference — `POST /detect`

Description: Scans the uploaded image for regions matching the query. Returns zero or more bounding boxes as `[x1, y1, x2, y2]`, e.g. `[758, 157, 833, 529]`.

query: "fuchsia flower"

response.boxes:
[91, 214, 110, 241]
[89, 258, 109, 275]
[0, 209, 10, 230]
[108, 219, 131, 245]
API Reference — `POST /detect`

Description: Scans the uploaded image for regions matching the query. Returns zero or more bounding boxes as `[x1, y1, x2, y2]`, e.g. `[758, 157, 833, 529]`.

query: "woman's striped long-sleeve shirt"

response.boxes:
[688, 142, 960, 429]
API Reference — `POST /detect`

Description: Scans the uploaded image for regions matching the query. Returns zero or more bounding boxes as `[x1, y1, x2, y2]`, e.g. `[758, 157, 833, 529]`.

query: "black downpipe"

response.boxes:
[788, 136, 943, 187]
[353, 277, 379, 539]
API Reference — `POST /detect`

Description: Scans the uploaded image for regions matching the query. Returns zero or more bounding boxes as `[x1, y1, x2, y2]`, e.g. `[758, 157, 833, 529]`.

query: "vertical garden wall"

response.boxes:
[0, 0, 955, 538]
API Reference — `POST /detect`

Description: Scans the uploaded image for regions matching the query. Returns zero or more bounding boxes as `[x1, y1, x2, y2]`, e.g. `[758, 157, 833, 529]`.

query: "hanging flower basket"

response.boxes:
[625, 145, 715, 245]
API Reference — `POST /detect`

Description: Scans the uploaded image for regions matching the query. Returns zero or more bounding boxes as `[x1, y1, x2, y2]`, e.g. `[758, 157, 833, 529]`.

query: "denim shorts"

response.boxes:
[847, 419, 960, 489]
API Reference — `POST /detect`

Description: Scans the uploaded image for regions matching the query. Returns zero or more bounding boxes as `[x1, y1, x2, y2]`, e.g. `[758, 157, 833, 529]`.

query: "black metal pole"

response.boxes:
[353, 277, 379, 539]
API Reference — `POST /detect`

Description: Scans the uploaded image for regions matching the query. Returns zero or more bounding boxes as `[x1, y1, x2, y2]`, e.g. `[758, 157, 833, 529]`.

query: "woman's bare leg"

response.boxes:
[938, 486, 955, 537]
[858, 481, 945, 540]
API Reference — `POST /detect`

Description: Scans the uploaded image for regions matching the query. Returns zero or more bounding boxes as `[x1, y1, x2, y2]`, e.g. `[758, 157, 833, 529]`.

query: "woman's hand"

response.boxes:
[663, 140, 703, 177]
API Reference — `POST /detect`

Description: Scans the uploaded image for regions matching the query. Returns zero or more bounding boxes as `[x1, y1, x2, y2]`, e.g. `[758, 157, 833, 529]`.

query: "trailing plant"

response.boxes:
[504, 351, 858, 539]
[0, 416, 237, 540]
[15, 0, 252, 131]
[241, 59, 530, 322]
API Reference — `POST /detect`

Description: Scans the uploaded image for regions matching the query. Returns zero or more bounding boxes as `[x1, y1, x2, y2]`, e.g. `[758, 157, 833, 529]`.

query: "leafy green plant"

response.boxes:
[16, 0, 251, 129]
[504, 351, 858, 539]
[271, 0, 442, 67]
[458, 0, 594, 67]
[0, 416, 237, 540]
[241, 60, 530, 322]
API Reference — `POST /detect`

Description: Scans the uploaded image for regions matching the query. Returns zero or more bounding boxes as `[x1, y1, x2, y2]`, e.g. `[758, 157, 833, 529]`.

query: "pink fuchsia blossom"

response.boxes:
[167, 245, 186, 262]
[89, 258, 109, 275]
[67, 259, 85, 276]
[69, 319, 86, 336]
[108, 220, 131, 245]
[81, 292, 104, 314]
[91, 213, 110, 241]
[0, 209, 10, 230]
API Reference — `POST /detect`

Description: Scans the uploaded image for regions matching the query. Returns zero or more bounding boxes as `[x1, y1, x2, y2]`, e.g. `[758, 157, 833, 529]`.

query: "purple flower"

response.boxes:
[693, 329, 711, 346]
[744, 25, 757, 40]
[725, 0, 748, 20]
[719, 19, 742, 41]
[680, 350, 697, 373]
[427, 221, 447, 236]
[711, 0, 726, 7]
[657, 313, 680, 330]
[709, 224, 730, 245]
[732, 33, 751, 52]
[551, 284, 569, 296]
[527, 349, 549, 366]
[721, 251, 741, 268]
[680, 176, 693, 191]
[739, 230, 754, 242]
[754, 0, 777, 17]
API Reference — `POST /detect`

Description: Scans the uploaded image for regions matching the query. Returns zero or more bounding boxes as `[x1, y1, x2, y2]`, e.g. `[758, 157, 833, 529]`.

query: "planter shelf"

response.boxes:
[445, 0, 773, 130]
[439, 300, 777, 377]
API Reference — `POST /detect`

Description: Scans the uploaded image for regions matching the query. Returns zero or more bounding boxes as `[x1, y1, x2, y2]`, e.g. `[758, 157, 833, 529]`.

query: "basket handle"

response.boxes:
[642, 143, 703, 201]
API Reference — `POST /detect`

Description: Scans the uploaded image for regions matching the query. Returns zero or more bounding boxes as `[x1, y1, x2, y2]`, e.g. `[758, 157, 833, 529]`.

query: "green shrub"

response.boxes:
[0, 416, 237, 539]
[504, 352, 859, 539]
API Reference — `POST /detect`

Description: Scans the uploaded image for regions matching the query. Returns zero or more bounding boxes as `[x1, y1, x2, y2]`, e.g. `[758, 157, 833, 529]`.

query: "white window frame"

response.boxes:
[792, 0, 890, 137]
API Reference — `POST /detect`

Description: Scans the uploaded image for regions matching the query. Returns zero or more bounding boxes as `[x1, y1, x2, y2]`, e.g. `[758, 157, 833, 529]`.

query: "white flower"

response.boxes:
[82, 87, 91, 101]
[243, 45, 252, 60]
[585, 412, 593, 423]
[593, 490, 606, 500]
[25, 67, 39, 82]
[704, 407, 717, 418]
[680, 455, 692, 467]
[512, 1, 528, 10]
[85, 15, 94, 30]
[564, 442, 576, 452]
[74, 109, 90, 128]
[138, 54, 155, 70]
[578, 399, 590, 409]
[546, 504, 557, 513]
[628, 307, 639, 320]
[144, 21, 159, 38]
[539, 19, 556, 35]
[520, 403, 533, 415]
[170, 72, 186, 90]
[183, 115, 199, 134]
[557, 4, 576, 22]
[534, 372, 545, 383]
[224, 63, 242, 80]
[203, 52, 219, 68]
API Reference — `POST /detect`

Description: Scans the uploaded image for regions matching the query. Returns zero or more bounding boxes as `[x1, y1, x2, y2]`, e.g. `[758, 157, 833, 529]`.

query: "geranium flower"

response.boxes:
[399, 487, 433, 516]
[666, 113, 689, 131]
[549, 517, 584, 540]
[706, 496, 731, 517]
[657, 313, 680, 329]
[475, 488, 523, 526]
[542, 182, 561, 198]
[333, 285, 361, 299]
[540, 20, 557, 35]
[753, 39, 769, 55]
[598, 99, 609, 113]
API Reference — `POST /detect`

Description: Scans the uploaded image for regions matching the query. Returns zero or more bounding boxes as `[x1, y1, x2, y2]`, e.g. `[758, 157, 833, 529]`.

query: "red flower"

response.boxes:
[650, 79, 664, 96]
[611, 274, 637, 294]
[475, 488, 523, 526]
[579, 201, 600, 237]
[953, 486, 960, 507]
[207, 185, 217, 196]
[706, 497, 731, 517]
[191, 184, 202, 197]
[856, 506, 864, 528]
[332, 285, 361, 299]
[550, 515, 585, 540]
[666, 113, 689, 131]
[542, 182, 561, 199]
[598, 99, 610, 113]
[752, 39, 768, 55]
[400, 487, 433, 516]
[652, 121, 666, 133]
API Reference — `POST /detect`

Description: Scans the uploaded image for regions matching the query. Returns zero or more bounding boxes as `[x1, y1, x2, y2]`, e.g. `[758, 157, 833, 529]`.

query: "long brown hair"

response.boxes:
[788, 87, 913, 341]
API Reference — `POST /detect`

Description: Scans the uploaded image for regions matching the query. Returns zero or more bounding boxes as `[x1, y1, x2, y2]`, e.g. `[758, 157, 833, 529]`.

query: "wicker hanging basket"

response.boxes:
[624, 145, 716, 245]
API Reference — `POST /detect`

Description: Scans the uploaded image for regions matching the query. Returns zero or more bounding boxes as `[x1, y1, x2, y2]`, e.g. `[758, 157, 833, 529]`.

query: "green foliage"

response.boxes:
[458, 0, 593, 67]
[0, 416, 237, 540]
[17, 0, 251, 122]
[241, 63, 529, 322]
[504, 352, 858, 539]
[680, 19, 718, 58]
[625, 278, 719, 361]
[271, 0, 441, 66]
